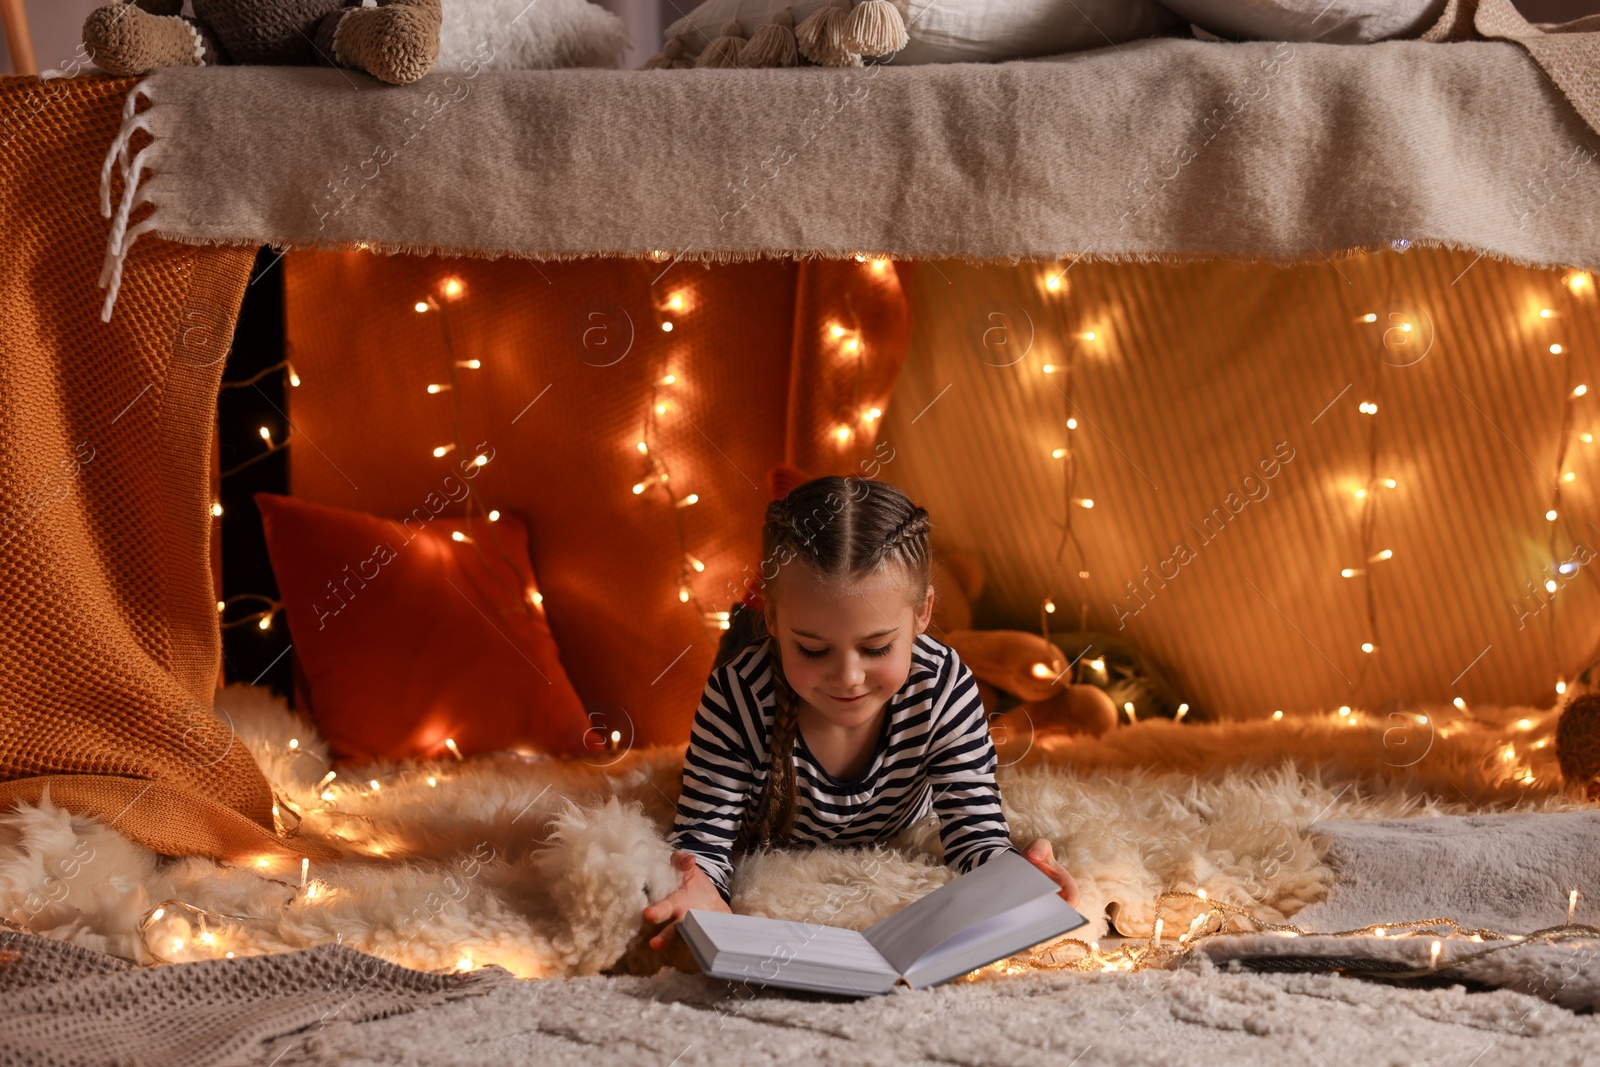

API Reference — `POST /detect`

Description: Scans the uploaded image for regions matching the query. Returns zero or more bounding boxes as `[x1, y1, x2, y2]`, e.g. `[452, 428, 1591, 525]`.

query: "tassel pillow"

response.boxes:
[255, 493, 593, 764]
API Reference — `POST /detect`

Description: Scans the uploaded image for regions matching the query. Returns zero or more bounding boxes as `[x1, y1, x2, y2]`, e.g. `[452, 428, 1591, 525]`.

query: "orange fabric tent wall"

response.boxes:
[282, 253, 910, 746]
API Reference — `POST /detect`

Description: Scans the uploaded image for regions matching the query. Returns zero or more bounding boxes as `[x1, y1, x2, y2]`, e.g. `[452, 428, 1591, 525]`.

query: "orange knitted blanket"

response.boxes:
[0, 74, 333, 866]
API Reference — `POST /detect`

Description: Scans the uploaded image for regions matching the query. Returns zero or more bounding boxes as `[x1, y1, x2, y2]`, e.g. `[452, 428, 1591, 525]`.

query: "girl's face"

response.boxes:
[766, 565, 935, 731]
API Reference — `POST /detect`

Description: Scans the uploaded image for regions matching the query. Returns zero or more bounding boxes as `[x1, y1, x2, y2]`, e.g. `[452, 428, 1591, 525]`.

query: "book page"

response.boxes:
[901, 892, 1087, 988]
[683, 910, 900, 994]
[862, 850, 1063, 975]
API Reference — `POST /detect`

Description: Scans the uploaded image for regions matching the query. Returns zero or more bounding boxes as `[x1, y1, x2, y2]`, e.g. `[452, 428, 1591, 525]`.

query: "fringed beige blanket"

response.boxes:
[90, 0, 1600, 321]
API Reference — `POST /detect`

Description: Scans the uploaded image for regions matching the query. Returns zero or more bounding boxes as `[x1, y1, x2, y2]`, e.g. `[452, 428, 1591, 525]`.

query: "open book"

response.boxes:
[678, 850, 1088, 996]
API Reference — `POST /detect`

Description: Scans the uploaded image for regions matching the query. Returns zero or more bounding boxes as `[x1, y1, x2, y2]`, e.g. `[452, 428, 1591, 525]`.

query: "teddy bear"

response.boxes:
[924, 548, 1121, 749]
[82, 0, 442, 85]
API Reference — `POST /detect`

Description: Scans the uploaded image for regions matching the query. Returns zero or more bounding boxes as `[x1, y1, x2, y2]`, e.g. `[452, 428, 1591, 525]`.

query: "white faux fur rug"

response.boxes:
[1, 684, 1594, 991]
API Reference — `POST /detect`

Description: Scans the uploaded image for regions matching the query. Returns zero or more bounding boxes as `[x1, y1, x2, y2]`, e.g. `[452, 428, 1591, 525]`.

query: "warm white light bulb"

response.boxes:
[414, 301, 429, 313]
[659, 373, 676, 385]
[287, 368, 301, 387]
[661, 321, 674, 332]
[1547, 509, 1559, 521]
[1361, 642, 1375, 653]
[1272, 710, 1284, 720]
[1077, 498, 1094, 508]
[433, 444, 452, 458]
[488, 510, 500, 521]
[1550, 344, 1564, 355]
[442, 278, 463, 298]
[1066, 417, 1078, 429]
[211, 502, 223, 517]
[257, 614, 272, 631]
[667, 294, 685, 311]
[258, 426, 272, 442]
[1043, 599, 1056, 613]
[1051, 448, 1067, 459]
[1453, 697, 1467, 710]
[1361, 312, 1377, 323]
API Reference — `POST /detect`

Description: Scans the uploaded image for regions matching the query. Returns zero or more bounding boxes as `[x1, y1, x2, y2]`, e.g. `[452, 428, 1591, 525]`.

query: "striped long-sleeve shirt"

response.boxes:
[669, 632, 1019, 902]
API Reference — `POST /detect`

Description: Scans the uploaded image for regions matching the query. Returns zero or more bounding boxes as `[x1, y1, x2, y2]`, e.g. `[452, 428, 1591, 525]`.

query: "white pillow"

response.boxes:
[437, 0, 631, 71]
[662, 0, 1182, 64]
[1159, 0, 1447, 43]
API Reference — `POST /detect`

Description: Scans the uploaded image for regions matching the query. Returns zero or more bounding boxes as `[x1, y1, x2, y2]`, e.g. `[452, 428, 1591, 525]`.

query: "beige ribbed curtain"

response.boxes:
[884, 249, 1600, 719]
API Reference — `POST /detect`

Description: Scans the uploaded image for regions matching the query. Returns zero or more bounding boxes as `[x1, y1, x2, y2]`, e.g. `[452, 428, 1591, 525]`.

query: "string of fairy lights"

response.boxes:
[1321, 267, 1596, 758]
[976, 884, 1595, 980]
[632, 276, 723, 636]
[1030, 266, 1187, 725]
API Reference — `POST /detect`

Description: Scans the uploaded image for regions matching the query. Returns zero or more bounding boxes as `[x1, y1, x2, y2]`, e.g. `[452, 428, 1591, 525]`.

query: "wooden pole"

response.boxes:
[1, 0, 37, 77]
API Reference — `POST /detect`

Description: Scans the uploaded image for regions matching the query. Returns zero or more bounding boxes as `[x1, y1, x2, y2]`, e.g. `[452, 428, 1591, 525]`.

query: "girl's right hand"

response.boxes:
[642, 850, 732, 951]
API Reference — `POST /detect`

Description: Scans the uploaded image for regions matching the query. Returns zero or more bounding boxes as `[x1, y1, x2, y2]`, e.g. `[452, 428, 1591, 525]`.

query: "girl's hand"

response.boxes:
[642, 850, 731, 951]
[1022, 838, 1080, 908]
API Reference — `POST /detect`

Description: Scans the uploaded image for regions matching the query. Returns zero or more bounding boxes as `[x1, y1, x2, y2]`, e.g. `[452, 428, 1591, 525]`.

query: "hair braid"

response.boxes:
[881, 506, 930, 560]
[736, 642, 800, 851]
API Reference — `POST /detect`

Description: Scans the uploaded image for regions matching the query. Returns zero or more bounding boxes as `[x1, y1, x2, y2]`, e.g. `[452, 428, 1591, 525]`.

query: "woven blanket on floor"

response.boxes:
[1197, 810, 1600, 1011]
[0, 930, 516, 1067]
[88, 0, 1600, 325]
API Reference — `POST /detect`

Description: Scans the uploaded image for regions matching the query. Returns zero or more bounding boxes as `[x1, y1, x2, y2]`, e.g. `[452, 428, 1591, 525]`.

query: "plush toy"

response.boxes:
[927, 551, 1121, 744]
[1556, 691, 1600, 800]
[83, 0, 442, 85]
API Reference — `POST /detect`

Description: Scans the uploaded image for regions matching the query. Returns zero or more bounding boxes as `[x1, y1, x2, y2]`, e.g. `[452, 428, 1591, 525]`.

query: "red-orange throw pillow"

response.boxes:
[254, 493, 592, 764]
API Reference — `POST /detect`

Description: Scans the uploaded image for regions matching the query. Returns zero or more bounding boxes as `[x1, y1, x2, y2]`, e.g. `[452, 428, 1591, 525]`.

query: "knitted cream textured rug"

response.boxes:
[3, 928, 1599, 1067]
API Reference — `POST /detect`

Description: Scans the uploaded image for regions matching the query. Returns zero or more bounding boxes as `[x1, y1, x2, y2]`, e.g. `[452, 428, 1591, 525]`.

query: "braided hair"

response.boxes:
[734, 476, 933, 853]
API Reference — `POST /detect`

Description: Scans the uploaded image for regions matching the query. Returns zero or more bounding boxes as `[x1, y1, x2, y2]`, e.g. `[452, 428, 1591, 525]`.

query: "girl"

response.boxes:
[643, 475, 1079, 952]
